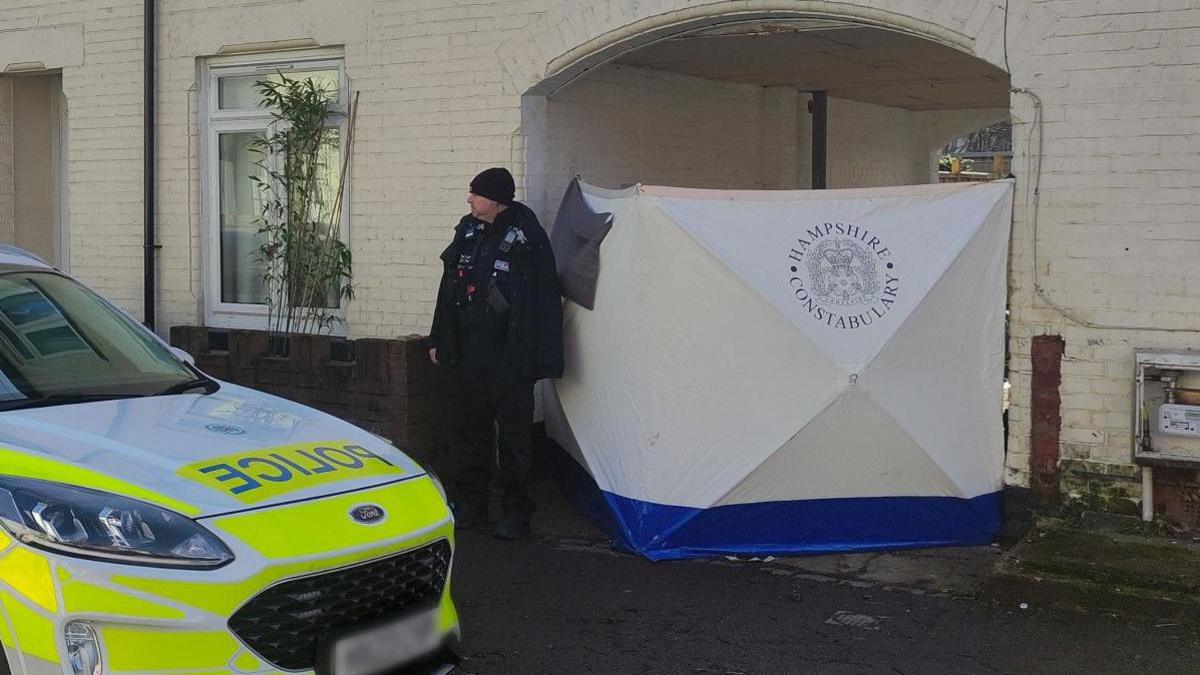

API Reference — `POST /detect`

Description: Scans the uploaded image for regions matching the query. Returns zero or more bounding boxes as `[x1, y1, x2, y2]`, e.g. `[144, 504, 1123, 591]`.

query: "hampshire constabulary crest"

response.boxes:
[785, 222, 900, 331]
[806, 239, 880, 307]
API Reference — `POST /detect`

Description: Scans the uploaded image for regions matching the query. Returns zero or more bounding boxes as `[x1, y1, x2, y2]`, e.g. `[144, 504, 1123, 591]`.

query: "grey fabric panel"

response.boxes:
[549, 177, 613, 310]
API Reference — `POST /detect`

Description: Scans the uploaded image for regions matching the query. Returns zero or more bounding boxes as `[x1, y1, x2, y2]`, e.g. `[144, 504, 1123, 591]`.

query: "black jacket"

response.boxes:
[429, 201, 564, 380]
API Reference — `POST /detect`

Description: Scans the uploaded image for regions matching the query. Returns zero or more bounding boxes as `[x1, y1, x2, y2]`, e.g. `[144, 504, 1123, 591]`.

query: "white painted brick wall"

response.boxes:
[533, 65, 795, 222]
[2, 0, 1197, 496]
[819, 98, 1004, 189]
[536, 70, 997, 210]
[1, 0, 145, 314]
[134, 0, 549, 336]
[4, 0, 1007, 340]
[826, 97, 932, 188]
[1002, 1, 1200, 491]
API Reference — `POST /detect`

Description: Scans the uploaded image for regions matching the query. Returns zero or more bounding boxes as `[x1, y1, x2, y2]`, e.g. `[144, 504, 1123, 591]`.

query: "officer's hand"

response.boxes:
[428, 348, 438, 365]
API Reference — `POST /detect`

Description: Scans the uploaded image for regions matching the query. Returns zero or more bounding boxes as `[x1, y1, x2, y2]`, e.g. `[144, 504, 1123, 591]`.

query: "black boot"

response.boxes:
[492, 513, 530, 540]
[451, 501, 486, 529]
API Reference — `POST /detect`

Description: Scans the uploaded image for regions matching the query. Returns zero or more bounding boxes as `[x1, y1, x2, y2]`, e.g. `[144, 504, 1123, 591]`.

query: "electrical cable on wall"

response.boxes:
[1003, 0, 1011, 74]
[1011, 86, 1195, 334]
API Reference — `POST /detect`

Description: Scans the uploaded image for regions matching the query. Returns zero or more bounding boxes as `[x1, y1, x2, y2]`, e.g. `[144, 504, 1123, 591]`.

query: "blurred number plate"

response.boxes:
[332, 610, 439, 675]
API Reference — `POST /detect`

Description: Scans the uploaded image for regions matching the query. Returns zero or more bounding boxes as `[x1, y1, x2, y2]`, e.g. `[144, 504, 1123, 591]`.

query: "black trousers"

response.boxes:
[452, 358, 535, 522]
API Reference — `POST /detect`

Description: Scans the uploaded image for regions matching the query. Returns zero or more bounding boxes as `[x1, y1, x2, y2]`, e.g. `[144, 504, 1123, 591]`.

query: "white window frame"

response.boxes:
[51, 77, 69, 272]
[200, 50, 350, 333]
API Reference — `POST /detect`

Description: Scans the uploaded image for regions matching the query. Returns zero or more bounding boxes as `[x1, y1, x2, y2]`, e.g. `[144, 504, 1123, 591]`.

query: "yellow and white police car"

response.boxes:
[0, 246, 458, 675]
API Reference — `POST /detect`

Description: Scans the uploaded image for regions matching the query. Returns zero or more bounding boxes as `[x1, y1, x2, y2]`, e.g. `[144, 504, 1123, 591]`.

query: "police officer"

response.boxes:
[428, 167, 564, 540]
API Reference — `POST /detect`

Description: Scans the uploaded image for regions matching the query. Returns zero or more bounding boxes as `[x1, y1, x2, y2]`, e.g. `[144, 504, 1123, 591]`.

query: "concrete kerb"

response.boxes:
[981, 519, 1200, 624]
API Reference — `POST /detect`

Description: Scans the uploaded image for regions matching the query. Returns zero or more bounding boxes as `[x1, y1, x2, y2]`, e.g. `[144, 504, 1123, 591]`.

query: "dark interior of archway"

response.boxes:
[616, 23, 1010, 111]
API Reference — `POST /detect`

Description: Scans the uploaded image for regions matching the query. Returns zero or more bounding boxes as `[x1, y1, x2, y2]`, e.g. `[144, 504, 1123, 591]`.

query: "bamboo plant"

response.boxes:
[250, 75, 359, 353]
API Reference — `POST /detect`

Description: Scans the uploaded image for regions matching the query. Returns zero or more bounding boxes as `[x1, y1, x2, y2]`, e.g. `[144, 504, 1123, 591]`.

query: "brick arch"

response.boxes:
[499, 1, 1008, 97]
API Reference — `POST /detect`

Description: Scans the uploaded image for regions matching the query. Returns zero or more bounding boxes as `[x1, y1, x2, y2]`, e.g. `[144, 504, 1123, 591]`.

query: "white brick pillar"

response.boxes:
[519, 94, 552, 223]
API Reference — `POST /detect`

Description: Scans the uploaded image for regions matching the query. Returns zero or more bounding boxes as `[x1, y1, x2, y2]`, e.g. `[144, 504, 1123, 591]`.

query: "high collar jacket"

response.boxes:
[429, 201, 565, 381]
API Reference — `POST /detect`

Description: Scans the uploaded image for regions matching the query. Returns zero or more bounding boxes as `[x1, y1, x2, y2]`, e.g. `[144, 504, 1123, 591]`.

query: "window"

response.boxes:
[202, 53, 348, 330]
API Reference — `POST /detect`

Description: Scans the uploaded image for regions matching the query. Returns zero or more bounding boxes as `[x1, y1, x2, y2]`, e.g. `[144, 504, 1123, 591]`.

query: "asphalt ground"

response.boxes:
[451, 529, 1199, 675]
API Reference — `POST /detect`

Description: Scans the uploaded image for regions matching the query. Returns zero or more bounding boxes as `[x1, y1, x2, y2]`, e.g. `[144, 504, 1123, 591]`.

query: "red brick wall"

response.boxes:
[1153, 467, 1200, 531]
[169, 327, 454, 475]
[1030, 335, 1066, 504]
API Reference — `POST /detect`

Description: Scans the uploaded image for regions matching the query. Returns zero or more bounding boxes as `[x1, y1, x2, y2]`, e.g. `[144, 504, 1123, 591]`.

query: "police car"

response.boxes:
[0, 246, 458, 675]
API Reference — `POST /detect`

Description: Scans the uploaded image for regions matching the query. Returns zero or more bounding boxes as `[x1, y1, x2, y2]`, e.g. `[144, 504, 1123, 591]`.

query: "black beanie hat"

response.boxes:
[469, 167, 515, 205]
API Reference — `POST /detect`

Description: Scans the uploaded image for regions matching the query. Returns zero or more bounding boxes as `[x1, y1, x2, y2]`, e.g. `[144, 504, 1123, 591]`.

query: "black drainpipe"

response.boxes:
[143, 0, 158, 330]
[810, 90, 827, 190]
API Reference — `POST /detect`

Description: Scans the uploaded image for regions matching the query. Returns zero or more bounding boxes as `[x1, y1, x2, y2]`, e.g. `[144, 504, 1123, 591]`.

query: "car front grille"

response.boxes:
[228, 539, 452, 670]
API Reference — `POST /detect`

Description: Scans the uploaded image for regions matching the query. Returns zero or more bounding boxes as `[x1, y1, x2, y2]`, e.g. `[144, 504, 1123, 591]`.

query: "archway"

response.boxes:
[519, 14, 1010, 220]
[518, 9, 1017, 543]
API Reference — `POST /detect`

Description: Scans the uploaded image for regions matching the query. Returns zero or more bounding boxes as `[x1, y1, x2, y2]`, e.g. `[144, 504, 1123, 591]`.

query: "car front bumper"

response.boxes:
[0, 478, 459, 675]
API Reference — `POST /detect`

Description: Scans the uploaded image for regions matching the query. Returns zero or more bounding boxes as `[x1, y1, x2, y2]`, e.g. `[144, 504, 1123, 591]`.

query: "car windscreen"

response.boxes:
[0, 271, 198, 409]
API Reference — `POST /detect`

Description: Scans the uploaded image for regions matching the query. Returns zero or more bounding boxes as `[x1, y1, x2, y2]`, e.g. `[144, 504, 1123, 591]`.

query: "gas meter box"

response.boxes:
[1134, 350, 1200, 466]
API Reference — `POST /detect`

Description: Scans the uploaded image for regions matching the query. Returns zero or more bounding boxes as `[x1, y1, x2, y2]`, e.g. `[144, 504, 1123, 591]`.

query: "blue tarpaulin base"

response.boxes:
[550, 447, 1001, 561]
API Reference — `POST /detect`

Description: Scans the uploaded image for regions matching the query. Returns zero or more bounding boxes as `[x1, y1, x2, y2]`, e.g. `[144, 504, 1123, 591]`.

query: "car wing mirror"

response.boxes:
[169, 346, 196, 365]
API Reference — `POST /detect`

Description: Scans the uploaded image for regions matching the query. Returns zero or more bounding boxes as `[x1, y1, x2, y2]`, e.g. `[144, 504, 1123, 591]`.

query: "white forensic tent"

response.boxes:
[546, 179, 1014, 560]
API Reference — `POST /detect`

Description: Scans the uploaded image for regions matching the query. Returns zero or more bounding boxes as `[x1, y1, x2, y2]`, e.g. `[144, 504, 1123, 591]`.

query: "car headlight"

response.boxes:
[0, 476, 234, 569]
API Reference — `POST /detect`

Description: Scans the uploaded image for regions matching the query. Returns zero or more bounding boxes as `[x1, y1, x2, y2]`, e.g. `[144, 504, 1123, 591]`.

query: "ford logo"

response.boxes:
[205, 423, 245, 435]
[350, 504, 386, 525]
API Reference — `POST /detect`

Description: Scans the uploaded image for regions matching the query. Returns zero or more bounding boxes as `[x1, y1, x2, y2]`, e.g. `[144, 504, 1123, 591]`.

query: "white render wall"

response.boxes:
[10, 75, 59, 265]
[0, 77, 12, 243]
[0, 0, 1196, 497]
